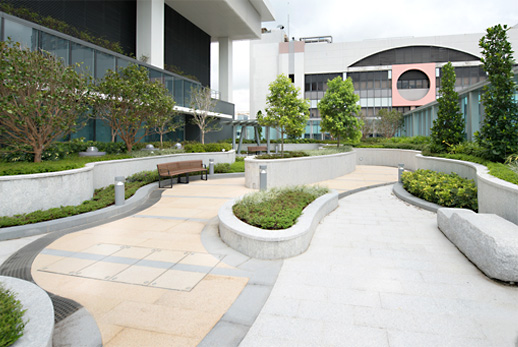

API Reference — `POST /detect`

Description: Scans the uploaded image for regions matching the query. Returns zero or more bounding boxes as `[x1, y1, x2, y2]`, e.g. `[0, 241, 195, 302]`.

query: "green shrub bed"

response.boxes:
[183, 142, 232, 153]
[0, 170, 159, 228]
[0, 284, 27, 347]
[401, 169, 478, 211]
[214, 157, 244, 173]
[233, 186, 329, 230]
[255, 151, 309, 159]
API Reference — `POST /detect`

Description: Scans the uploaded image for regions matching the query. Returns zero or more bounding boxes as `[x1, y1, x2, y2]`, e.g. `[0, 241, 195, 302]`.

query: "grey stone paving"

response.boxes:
[240, 185, 518, 347]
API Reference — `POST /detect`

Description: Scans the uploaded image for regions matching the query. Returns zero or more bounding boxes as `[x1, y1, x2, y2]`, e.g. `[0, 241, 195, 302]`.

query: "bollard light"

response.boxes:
[398, 163, 405, 183]
[115, 176, 125, 206]
[209, 159, 214, 176]
[259, 165, 267, 191]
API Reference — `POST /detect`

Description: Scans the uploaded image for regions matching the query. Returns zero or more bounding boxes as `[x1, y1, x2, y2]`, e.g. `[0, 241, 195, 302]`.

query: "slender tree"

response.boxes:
[430, 62, 465, 152]
[476, 24, 518, 161]
[92, 64, 176, 151]
[0, 40, 90, 162]
[189, 85, 220, 144]
[378, 109, 404, 138]
[150, 113, 181, 149]
[258, 74, 309, 156]
[318, 77, 362, 146]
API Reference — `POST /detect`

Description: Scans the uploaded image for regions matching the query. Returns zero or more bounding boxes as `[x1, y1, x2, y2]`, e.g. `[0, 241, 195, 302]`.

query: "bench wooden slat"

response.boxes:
[157, 160, 207, 188]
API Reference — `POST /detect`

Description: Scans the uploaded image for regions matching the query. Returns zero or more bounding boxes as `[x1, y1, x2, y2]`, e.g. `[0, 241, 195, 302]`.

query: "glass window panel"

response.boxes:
[117, 58, 131, 70]
[71, 43, 93, 76]
[4, 19, 37, 49]
[174, 79, 185, 106]
[95, 51, 115, 79]
[149, 69, 163, 83]
[41, 32, 69, 64]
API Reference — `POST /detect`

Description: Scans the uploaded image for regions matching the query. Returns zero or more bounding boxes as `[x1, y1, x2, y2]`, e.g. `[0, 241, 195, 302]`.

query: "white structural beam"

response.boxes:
[136, 0, 164, 69]
[219, 38, 233, 102]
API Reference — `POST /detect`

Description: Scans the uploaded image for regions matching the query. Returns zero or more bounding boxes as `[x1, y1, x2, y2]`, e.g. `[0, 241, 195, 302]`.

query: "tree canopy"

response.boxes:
[431, 62, 465, 152]
[0, 40, 90, 162]
[189, 85, 220, 144]
[92, 64, 176, 151]
[378, 109, 404, 138]
[317, 77, 362, 145]
[476, 24, 518, 161]
[258, 74, 309, 155]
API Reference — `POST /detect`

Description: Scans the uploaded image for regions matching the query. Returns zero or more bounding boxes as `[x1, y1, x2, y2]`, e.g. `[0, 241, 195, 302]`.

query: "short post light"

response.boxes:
[259, 165, 267, 191]
[209, 159, 214, 176]
[398, 163, 405, 183]
[115, 176, 125, 206]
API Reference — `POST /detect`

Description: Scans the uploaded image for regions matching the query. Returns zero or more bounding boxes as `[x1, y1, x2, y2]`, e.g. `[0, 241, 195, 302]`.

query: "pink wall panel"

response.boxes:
[392, 63, 436, 107]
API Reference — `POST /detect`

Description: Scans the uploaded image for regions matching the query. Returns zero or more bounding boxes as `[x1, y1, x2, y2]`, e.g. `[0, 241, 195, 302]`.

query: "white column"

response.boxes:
[136, 0, 164, 69]
[219, 37, 233, 102]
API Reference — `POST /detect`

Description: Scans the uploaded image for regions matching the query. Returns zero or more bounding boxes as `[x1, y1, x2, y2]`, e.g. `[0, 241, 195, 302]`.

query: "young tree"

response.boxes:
[318, 77, 362, 146]
[431, 62, 465, 152]
[92, 64, 176, 151]
[378, 108, 404, 139]
[0, 40, 90, 162]
[150, 113, 181, 149]
[359, 112, 375, 139]
[189, 85, 220, 144]
[258, 74, 309, 156]
[476, 24, 518, 161]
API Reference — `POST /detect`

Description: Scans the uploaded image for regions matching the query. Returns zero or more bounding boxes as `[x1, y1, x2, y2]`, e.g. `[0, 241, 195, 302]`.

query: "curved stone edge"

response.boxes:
[0, 172, 245, 242]
[437, 208, 518, 283]
[392, 182, 442, 212]
[0, 276, 54, 347]
[218, 190, 339, 260]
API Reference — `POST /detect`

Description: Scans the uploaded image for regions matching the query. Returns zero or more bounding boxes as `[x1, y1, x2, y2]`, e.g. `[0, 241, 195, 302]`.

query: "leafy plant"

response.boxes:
[189, 86, 220, 144]
[377, 109, 404, 139]
[258, 74, 310, 156]
[0, 284, 27, 347]
[183, 142, 231, 153]
[255, 151, 309, 159]
[0, 40, 91, 162]
[233, 185, 329, 230]
[402, 169, 478, 211]
[318, 77, 362, 145]
[431, 62, 465, 152]
[475, 24, 518, 161]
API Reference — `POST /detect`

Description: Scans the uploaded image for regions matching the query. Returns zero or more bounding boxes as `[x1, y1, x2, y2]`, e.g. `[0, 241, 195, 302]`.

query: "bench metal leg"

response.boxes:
[178, 174, 189, 184]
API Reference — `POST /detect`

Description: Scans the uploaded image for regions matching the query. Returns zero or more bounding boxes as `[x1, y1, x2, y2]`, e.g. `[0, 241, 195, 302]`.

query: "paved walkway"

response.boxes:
[241, 185, 518, 347]
[3, 164, 517, 346]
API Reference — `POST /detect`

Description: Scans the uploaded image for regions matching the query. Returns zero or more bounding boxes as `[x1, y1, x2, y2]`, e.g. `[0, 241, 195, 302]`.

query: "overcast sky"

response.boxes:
[211, 0, 518, 114]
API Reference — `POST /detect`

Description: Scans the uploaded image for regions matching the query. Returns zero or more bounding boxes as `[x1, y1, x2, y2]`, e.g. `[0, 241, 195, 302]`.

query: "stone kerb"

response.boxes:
[245, 151, 356, 189]
[437, 208, 518, 282]
[0, 276, 54, 347]
[218, 190, 338, 259]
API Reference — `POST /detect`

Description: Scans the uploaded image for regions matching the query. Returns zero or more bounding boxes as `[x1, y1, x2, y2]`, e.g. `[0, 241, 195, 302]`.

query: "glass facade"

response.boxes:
[348, 70, 392, 117]
[0, 11, 230, 143]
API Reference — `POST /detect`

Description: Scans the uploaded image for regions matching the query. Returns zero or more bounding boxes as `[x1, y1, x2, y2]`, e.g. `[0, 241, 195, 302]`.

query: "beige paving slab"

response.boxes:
[150, 269, 207, 291]
[106, 328, 198, 347]
[112, 245, 155, 259]
[111, 265, 167, 286]
[143, 249, 189, 263]
[41, 257, 98, 275]
[180, 252, 221, 267]
[83, 243, 124, 255]
[78, 262, 131, 280]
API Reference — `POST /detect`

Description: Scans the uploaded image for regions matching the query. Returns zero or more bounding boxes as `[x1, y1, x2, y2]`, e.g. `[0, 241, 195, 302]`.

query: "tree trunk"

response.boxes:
[281, 130, 285, 157]
[201, 130, 205, 145]
[33, 147, 43, 163]
[111, 129, 117, 142]
[160, 133, 164, 149]
[337, 135, 340, 148]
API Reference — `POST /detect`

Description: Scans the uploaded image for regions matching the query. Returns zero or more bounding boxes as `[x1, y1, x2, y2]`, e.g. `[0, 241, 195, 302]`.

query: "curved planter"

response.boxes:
[0, 276, 54, 347]
[218, 190, 338, 259]
[0, 150, 235, 217]
[245, 151, 356, 189]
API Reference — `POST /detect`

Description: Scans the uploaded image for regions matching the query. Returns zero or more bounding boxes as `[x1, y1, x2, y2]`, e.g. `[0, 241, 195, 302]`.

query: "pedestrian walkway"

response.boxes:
[240, 185, 518, 347]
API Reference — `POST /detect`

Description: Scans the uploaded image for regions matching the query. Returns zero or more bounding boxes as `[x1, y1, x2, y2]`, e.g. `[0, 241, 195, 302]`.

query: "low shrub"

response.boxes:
[488, 162, 518, 186]
[0, 170, 158, 227]
[183, 143, 232, 153]
[214, 160, 245, 173]
[0, 284, 27, 347]
[255, 151, 309, 159]
[401, 169, 478, 211]
[233, 185, 329, 230]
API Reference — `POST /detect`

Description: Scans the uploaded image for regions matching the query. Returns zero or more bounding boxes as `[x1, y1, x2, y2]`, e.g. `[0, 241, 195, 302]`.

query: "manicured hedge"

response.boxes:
[0, 284, 26, 347]
[401, 169, 478, 211]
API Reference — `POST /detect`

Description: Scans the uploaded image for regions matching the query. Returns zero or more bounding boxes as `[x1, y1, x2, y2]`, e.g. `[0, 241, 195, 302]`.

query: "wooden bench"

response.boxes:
[247, 146, 268, 155]
[157, 160, 207, 188]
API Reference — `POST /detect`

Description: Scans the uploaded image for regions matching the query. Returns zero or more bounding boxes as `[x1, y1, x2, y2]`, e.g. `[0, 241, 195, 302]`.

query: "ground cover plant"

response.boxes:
[401, 169, 478, 211]
[233, 185, 329, 230]
[0, 284, 27, 347]
[214, 157, 245, 173]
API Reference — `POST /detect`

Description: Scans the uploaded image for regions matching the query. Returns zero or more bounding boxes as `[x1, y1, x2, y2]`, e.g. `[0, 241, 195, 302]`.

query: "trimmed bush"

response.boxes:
[256, 151, 309, 159]
[402, 169, 478, 211]
[183, 143, 232, 153]
[0, 284, 27, 347]
[233, 185, 329, 230]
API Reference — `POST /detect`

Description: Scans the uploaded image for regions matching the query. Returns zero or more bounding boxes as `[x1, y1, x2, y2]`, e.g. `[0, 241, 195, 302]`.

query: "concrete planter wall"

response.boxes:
[355, 148, 518, 225]
[219, 190, 338, 259]
[0, 151, 235, 217]
[0, 276, 54, 347]
[245, 151, 356, 189]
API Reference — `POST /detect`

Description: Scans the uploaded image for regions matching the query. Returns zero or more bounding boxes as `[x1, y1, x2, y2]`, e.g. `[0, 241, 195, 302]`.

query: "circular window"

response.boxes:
[396, 70, 430, 101]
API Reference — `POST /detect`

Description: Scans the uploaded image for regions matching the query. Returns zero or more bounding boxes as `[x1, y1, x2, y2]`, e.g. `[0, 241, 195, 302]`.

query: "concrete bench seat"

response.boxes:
[437, 208, 518, 283]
